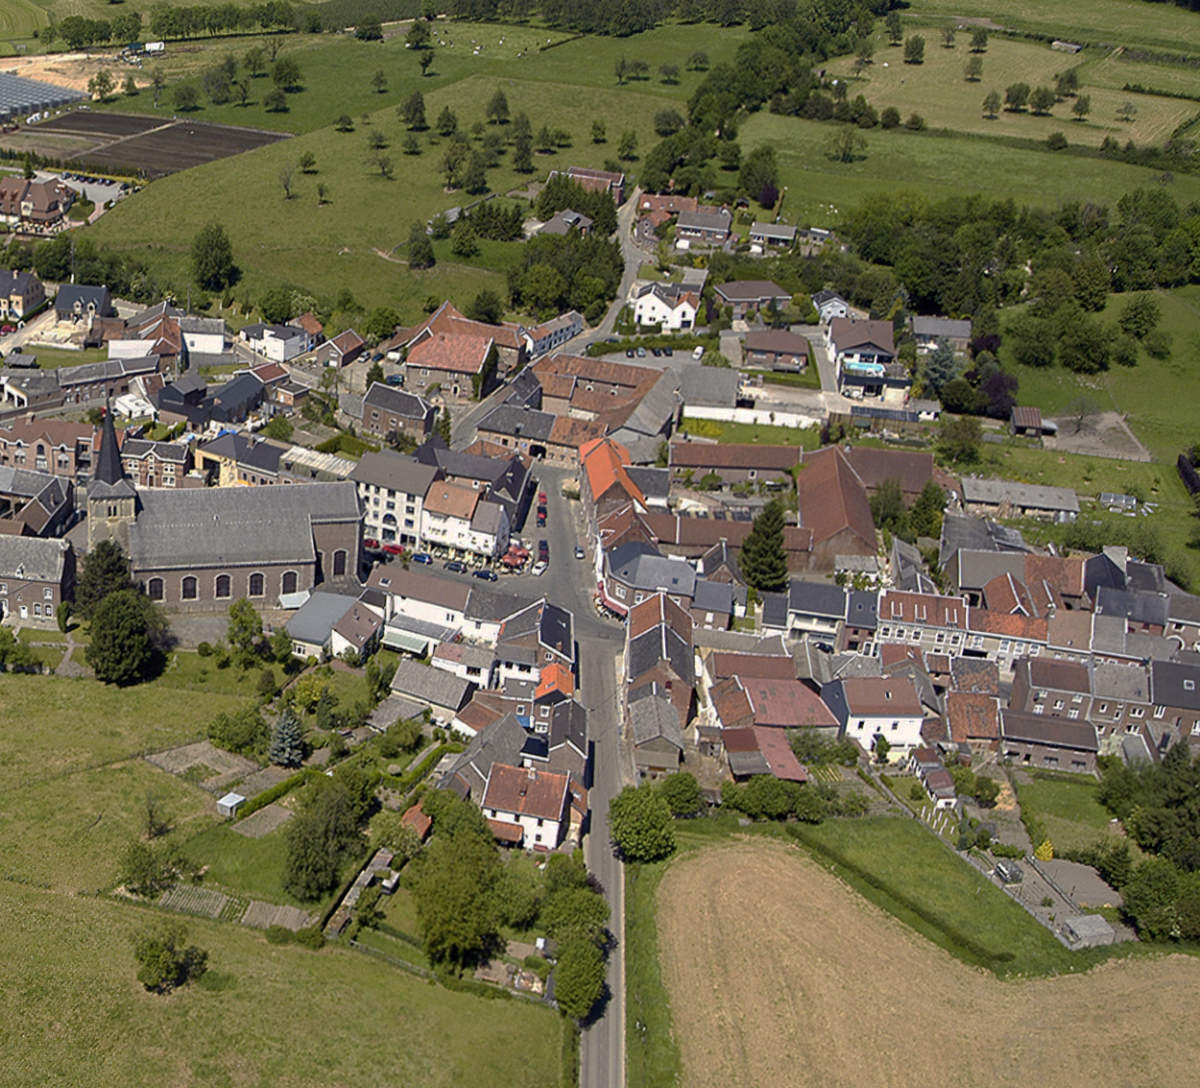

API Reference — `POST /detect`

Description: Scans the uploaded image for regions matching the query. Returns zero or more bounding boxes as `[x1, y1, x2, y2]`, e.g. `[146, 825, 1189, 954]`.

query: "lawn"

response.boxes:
[830, 35, 1196, 148]
[0, 882, 563, 1088]
[680, 416, 821, 447]
[0, 673, 245, 793]
[907, 0, 1200, 55]
[626, 860, 682, 1088]
[159, 649, 278, 697]
[22, 345, 108, 369]
[1013, 770, 1128, 854]
[0, 758, 215, 893]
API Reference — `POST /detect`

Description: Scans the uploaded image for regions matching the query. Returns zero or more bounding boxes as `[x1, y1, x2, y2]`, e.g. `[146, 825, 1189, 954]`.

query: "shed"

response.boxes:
[1061, 914, 1115, 948]
[217, 792, 245, 818]
[1010, 405, 1043, 436]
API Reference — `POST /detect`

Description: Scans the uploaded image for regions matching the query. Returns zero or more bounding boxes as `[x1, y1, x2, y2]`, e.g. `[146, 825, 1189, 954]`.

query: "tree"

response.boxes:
[151, 69, 166, 107]
[869, 478, 907, 535]
[982, 90, 1001, 119]
[908, 480, 947, 539]
[1072, 94, 1091, 122]
[970, 26, 989, 52]
[617, 130, 638, 161]
[881, 106, 902, 129]
[468, 288, 503, 324]
[654, 109, 685, 137]
[226, 597, 262, 664]
[283, 782, 363, 900]
[554, 939, 605, 1022]
[463, 151, 488, 195]
[687, 49, 709, 70]
[272, 56, 301, 91]
[234, 78, 250, 107]
[402, 134, 421, 156]
[119, 840, 190, 897]
[298, 151, 316, 175]
[88, 70, 115, 102]
[419, 51, 433, 77]
[408, 221, 435, 269]
[826, 127, 865, 163]
[269, 708, 305, 767]
[486, 88, 509, 124]
[740, 499, 788, 592]
[436, 106, 458, 137]
[659, 771, 701, 817]
[1118, 100, 1137, 122]
[873, 733, 891, 763]
[614, 57, 629, 85]
[941, 26, 955, 48]
[75, 538, 132, 619]
[938, 415, 982, 463]
[264, 88, 288, 112]
[1029, 85, 1056, 115]
[1067, 395, 1100, 435]
[739, 144, 779, 200]
[1119, 293, 1161, 339]
[335, 113, 354, 132]
[1123, 858, 1183, 940]
[243, 45, 266, 76]
[886, 11, 902, 44]
[86, 590, 167, 686]
[413, 831, 501, 966]
[591, 119, 606, 143]
[541, 885, 609, 946]
[904, 36, 925, 65]
[973, 775, 1001, 807]
[401, 91, 427, 130]
[278, 165, 294, 199]
[660, 63, 680, 84]
[407, 20, 431, 48]
[513, 131, 534, 173]
[922, 339, 958, 397]
[133, 925, 207, 994]
[173, 83, 198, 111]
[1004, 82, 1030, 111]
[123, 73, 139, 96]
[371, 69, 387, 94]
[609, 784, 675, 862]
[436, 408, 452, 444]
[964, 56, 983, 82]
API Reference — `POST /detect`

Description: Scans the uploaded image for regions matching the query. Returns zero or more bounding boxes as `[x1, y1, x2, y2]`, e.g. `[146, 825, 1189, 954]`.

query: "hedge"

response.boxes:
[234, 767, 321, 819]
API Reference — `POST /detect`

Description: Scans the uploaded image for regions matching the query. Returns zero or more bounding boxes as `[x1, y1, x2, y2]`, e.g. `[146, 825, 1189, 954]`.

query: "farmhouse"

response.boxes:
[481, 763, 572, 850]
[631, 282, 699, 330]
[402, 301, 527, 379]
[358, 382, 435, 444]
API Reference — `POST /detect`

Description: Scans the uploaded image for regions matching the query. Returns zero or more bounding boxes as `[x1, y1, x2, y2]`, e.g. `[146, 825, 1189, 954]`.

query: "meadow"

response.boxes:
[0, 882, 563, 1088]
[1012, 770, 1128, 855]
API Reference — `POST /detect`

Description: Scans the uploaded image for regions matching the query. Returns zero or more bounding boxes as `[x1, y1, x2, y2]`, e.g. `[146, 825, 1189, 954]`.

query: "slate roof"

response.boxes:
[390, 656, 473, 709]
[1095, 585, 1168, 627]
[912, 316, 972, 340]
[961, 477, 1079, 514]
[441, 712, 527, 795]
[0, 535, 69, 581]
[199, 432, 282, 474]
[286, 590, 359, 646]
[363, 382, 433, 420]
[1150, 660, 1200, 711]
[845, 589, 878, 630]
[693, 579, 735, 615]
[680, 366, 739, 408]
[1000, 710, 1098, 752]
[629, 690, 683, 749]
[788, 579, 847, 620]
[478, 403, 556, 442]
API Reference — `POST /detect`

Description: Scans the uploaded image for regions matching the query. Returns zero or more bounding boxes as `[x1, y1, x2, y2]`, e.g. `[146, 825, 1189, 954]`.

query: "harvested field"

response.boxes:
[232, 801, 294, 839]
[146, 740, 257, 790]
[657, 840, 1200, 1088]
[242, 900, 314, 931]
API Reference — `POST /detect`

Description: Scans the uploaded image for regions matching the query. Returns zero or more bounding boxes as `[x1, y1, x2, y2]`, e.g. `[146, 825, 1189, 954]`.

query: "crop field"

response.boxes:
[657, 840, 1200, 1088]
[0, 882, 562, 1088]
[829, 36, 1197, 148]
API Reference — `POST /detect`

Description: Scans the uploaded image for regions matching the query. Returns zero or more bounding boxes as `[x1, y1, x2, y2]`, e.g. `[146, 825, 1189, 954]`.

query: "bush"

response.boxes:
[197, 641, 213, 657]
[133, 924, 207, 993]
[1046, 131, 1068, 150]
[991, 842, 1025, 859]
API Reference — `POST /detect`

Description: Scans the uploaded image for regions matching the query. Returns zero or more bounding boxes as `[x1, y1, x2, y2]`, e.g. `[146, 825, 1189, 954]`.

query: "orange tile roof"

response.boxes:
[407, 332, 491, 375]
[967, 608, 1048, 641]
[401, 801, 433, 840]
[946, 692, 1000, 742]
[581, 436, 644, 508]
[535, 663, 575, 700]
[483, 763, 570, 822]
[424, 481, 480, 520]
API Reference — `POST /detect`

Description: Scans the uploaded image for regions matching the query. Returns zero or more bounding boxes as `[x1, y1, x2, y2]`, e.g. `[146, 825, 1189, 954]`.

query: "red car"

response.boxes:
[0, 324, 14, 335]
[537, 511, 546, 526]
[538, 491, 548, 504]
[382, 543, 404, 556]
[364, 537, 381, 550]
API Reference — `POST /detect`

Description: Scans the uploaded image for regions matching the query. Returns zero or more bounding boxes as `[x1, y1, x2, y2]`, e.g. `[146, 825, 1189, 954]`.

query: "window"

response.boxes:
[1131, 706, 1145, 718]
[1185, 679, 1197, 692]
[517, 705, 525, 715]
[33, 603, 40, 616]
[1071, 693, 1083, 704]
[249, 572, 265, 597]
[1097, 703, 1108, 714]
[181, 576, 198, 600]
[1053, 700, 1064, 710]
[147, 578, 163, 601]
[43, 588, 52, 600]
[332, 549, 347, 577]
[1154, 705, 1166, 719]
[282, 570, 298, 595]
[215, 574, 231, 599]
[1068, 710, 1079, 719]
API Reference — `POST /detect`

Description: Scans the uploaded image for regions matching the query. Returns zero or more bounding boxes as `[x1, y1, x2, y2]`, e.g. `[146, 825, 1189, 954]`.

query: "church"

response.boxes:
[88, 410, 362, 611]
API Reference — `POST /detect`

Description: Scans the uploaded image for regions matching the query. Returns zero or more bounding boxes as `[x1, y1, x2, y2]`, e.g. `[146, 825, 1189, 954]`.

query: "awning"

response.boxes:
[382, 627, 434, 654]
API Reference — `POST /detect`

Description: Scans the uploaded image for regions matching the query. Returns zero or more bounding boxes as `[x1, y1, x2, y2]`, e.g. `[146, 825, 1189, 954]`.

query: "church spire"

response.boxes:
[94, 399, 125, 487]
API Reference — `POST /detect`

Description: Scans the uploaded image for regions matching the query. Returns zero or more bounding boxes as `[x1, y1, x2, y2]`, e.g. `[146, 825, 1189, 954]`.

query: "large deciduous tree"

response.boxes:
[554, 939, 606, 1022]
[282, 781, 363, 900]
[609, 784, 675, 862]
[86, 589, 167, 686]
[191, 222, 235, 291]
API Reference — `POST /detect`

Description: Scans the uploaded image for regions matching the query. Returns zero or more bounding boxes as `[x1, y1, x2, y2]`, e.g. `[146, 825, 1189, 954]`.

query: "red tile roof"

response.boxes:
[628, 592, 693, 642]
[739, 676, 838, 729]
[482, 763, 570, 822]
[796, 446, 875, 550]
[879, 590, 968, 629]
[401, 801, 433, 840]
[423, 481, 480, 521]
[946, 692, 1000, 742]
[842, 446, 934, 498]
[708, 652, 796, 681]
[535, 663, 575, 700]
[407, 332, 492, 375]
[488, 818, 525, 843]
[752, 726, 809, 782]
[967, 608, 1048, 641]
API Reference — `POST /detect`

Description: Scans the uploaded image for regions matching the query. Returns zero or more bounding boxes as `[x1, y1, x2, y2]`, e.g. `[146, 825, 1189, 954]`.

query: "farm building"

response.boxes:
[0, 73, 84, 122]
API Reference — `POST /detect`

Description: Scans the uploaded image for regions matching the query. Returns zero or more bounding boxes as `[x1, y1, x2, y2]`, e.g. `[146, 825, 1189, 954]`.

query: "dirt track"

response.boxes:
[657, 841, 1200, 1088]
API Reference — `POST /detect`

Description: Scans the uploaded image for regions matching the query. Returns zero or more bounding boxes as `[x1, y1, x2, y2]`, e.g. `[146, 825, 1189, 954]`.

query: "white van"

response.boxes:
[692, 345, 704, 360]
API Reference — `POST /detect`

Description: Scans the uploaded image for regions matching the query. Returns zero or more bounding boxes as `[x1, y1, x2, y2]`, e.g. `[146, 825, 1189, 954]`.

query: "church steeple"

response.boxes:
[87, 400, 138, 553]
[94, 400, 125, 487]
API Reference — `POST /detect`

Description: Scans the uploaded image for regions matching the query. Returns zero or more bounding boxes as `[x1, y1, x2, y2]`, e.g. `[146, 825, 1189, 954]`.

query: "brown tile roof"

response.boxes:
[293, 311, 324, 336]
[713, 280, 790, 304]
[548, 414, 606, 449]
[721, 726, 759, 752]
[829, 317, 895, 355]
[628, 592, 693, 642]
[879, 590, 968, 629]
[329, 329, 364, 354]
[401, 801, 432, 840]
[983, 572, 1036, 615]
[456, 692, 510, 735]
[1047, 610, 1093, 652]
[967, 608, 1048, 641]
[1011, 406, 1043, 430]
[366, 563, 471, 610]
[1000, 710, 1098, 752]
[407, 332, 491, 375]
[333, 603, 383, 649]
[752, 725, 809, 782]
[638, 193, 697, 215]
[669, 441, 804, 471]
[709, 651, 796, 681]
[879, 644, 926, 669]
[739, 676, 838, 729]
[842, 446, 934, 499]
[796, 446, 875, 550]
[710, 676, 753, 728]
[489, 818, 525, 843]
[946, 692, 1000, 743]
[743, 329, 810, 357]
[949, 657, 1000, 695]
[0, 419, 93, 448]
[251, 362, 288, 384]
[423, 481, 481, 521]
[483, 763, 570, 821]
[1024, 553, 1085, 598]
[839, 676, 923, 717]
[642, 513, 813, 554]
[1027, 658, 1090, 693]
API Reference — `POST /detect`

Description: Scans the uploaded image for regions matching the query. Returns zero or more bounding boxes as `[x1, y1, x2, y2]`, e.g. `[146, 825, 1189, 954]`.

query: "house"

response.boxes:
[552, 166, 625, 204]
[821, 676, 926, 755]
[403, 331, 495, 400]
[811, 290, 849, 324]
[195, 432, 283, 487]
[421, 480, 510, 558]
[669, 441, 802, 488]
[54, 284, 113, 323]
[390, 656, 475, 724]
[961, 477, 1079, 523]
[675, 207, 732, 246]
[603, 541, 696, 614]
[628, 684, 683, 781]
[120, 438, 191, 489]
[481, 763, 572, 849]
[580, 436, 648, 538]
[495, 599, 575, 686]
[178, 315, 228, 355]
[285, 590, 375, 658]
[945, 691, 1000, 750]
[794, 446, 876, 568]
[636, 193, 698, 240]
[314, 329, 365, 369]
[414, 438, 532, 527]
[352, 450, 438, 548]
[680, 367, 740, 411]
[521, 311, 583, 358]
[0, 420, 95, 481]
[786, 580, 847, 641]
[438, 713, 530, 798]
[630, 282, 700, 330]
[538, 209, 592, 236]
[368, 565, 470, 639]
[749, 222, 797, 251]
[626, 592, 694, 729]
[238, 322, 309, 363]
[402, 301, 526, 381]
[710, 673, 838, 732]
[743, 329, 809, 372]
[713, 280, 792, 320]
[0, 268, 45, 319]
[210, 372, 267, 424]
[827, 319, 906, 399]
[0, 535, 73, 625]
[0, 176, 74, 233]
[842, 446, 938, 503]
[1010, 406, 1046, 436]
[0, 465, 74, 537]
[1149, 660, 1200, 747]
[875, 589, 969, 657]
[431, 641, 496, 690]
[691, 579, 740, 630]
[359, 383, 435, 444]
[1000, 709, 1099, 774]
[911, 316, 972, 354]
[289, 312, 324, 346]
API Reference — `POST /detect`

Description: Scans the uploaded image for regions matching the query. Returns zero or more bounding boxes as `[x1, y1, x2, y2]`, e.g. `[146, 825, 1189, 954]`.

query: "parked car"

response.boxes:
[0, 324, 14, 335]
[444, 560, 466, 573]
[363, 537, 381, 550]
[574, 545, 585, 560]
[382, 543, 403, 556]
[625, 348, 636, 358]
[371, 351, 384, 361]
[663, 347, 674, 356]
[636, 346, 647, 357]
[531, 560, 548, 577]
[385, 374, 404, 386]
[538, 539, 549, 557]
[412, 553, 433, 565]
[537, 491, 548, 504]
[692, 345, 704, 359]
[650, 347, 662, 357]
[473, 568, 498, 581]
[536, 511, 547, 527]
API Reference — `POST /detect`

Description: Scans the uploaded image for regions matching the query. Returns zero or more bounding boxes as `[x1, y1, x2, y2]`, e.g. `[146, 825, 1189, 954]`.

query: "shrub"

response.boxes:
[1046, 131, 1068, 150]
[197, 641, 212, 657]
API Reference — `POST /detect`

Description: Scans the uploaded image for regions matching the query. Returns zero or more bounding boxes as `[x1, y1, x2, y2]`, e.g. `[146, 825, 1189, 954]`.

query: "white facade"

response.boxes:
[841, 711, 925, 753]
[420, 505, 509, 558]
[816, 296, 849, 324]
[431, 646, 495, 688]
[358, 480, 424, 547]
[632, 287, 696, 330]
[182, 328, 225, 355]
[107, 340, 155, 360]
[242, 326, 306, 363]
[384, 588, 466, 630]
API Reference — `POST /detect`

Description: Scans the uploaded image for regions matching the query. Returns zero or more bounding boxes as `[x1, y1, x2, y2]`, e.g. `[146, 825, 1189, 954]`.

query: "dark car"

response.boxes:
[663, 347, 674, 356]
[650, 347, 662, 357]
[444, 560, 466, 573]
[536, 511, 547, 526]
[473, 569, 498, 582]
[385, 374, 404, 386]
[412, 553, 433, 565]
[538, 539, 549, 557]
[625, 348, 636, 358]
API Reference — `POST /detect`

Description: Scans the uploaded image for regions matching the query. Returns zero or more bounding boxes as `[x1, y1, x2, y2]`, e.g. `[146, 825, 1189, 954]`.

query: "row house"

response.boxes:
[495, 600, 575, 687]
[120, 438, 191, 488]
[421, 480, 510, 559]
[351, 450, 438, 548]
[0, 536, 74, 626]
[962, 608, 1048, 670]
[820, 676, 925, 755]
[1000, 710, 1099, 775]
[0, 419, 94, 480]
[875, 590, 969, 658]
[357, 382, 436, 444]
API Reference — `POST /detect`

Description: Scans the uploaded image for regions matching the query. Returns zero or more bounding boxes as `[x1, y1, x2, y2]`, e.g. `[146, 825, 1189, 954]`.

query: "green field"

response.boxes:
[0, 882, 562, 1088]
[20, 345, 108, 369]
[680, 416, 821, 447]
[830, 35, 1197, 148]
[908, 0, 1200, 55]
[1012, 770, 1128, 855]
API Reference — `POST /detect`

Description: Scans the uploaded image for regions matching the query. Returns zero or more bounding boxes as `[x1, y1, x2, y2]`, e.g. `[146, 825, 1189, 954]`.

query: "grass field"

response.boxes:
[908, 0, 1200, 55]
[0, 882, 562, 1088]
[21, 345, 108, 369]
[1084, 49, 1200, 98]
[656, 838, 1200, 1088]
[830, 36, 1197, 148]
[1013, 770, 1128, 854]
[679, 417, 821, 447]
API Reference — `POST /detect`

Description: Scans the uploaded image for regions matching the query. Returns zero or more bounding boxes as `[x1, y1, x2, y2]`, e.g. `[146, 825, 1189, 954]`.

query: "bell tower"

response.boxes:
[87, 403, 138, 552]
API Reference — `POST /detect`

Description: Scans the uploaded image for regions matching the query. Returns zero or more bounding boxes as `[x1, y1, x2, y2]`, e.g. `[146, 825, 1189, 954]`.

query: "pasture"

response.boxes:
[0, 882, 562, 1088]
[830, 35, 1197, 148]
[656, 839, 1198, 1088]
[1013, 771, 1127, 855]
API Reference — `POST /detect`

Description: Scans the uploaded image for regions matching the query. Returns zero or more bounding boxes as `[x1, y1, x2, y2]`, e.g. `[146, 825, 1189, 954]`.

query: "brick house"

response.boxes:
[120, 438, 191, 488]
[0, 535, 74, 625]
[1000, 709, 1099, 774]
[359, 382, 435, 444]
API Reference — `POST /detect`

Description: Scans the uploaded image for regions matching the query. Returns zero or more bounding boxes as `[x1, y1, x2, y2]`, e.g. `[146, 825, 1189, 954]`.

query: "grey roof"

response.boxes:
[440, 712, 527, 795]
[626, 466, 670, 501]
[390, 656, 473, 709]
[339, 392, 365, 422]
[3, 352, 37, 368]
[961, 477, 1079, 514]
[892, 536, 936, 594]
[0, 535, 69, 581]
[750, 221, 797, 241]
[549, 700, 588, 757]
[93, 406, 127, 489]
[954, 550, 1025, 592]
[698, 539, 743, 583]
[938, 513, 1030, 569]
[1095, 586, 1168, 628]
[416, 439, 511, 486]
[122, 438, 189, 464]
[129, 481, 359, 570]
[478, 403, 556, 442]
[179, 315, 227, 337]
[629, 689, 683, 749]
[912, 316, 972, 340]
[172, 373, 208, 397]
[788, 580, 847, 620]
[812, 290, 846, 307]
[621, 370, 679, 439]
[1090, 662, 1149, 703]
[363, 382, 433, 420]
[1167, 592, 1200, 626]
[1127, 560, 1166, 595]
[680, 367, 739, 408]
[693, 579, 735, 615]
[285, 590, 358, 646]
[199, 433, 282, 474]
[465, 584, 536, 623]
[677, 208, 732, 233]
[54, 284, 111, 315]
[350, 450, 439, 496]
[1150, 659, 1200, 711]
[0, 465, 63, 500]
[471, 499, 506, 536]
[1000, 710, 1098, 752]
[0, 72, 84, 117]
[845, 589, 878, 629]
[504, 367, 542, 408]
[608, 541, 696, 597]
[714, 280, 790, 304]
[540, 208, 594, 235]
[628, 622, 694, 687]
[760, 591, 788, 631]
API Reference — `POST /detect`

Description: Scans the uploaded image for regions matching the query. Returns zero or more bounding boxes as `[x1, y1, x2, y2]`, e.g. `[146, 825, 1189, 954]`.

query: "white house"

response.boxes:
[421, 481, 510, 558]
[821, 676, 926, 755]
[351, 449, 438, 548]
[366, 564, 471, 630]
[239, 322, 309, 363]
[812, 290, 849, 324]
[432, 640, 496, 689]
[631, 282, 699, 330]
[480, 763, 570, 849]
[522, 310, 583, 358]
[179, 316, 228, 355]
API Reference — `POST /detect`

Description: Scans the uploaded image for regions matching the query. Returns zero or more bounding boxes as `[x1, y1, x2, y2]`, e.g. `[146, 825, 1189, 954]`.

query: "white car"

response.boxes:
[531, 560, 548, 577]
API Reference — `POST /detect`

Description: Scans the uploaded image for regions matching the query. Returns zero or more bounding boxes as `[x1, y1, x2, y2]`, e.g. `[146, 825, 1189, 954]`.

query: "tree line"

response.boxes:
[46, 2, 298, 49]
